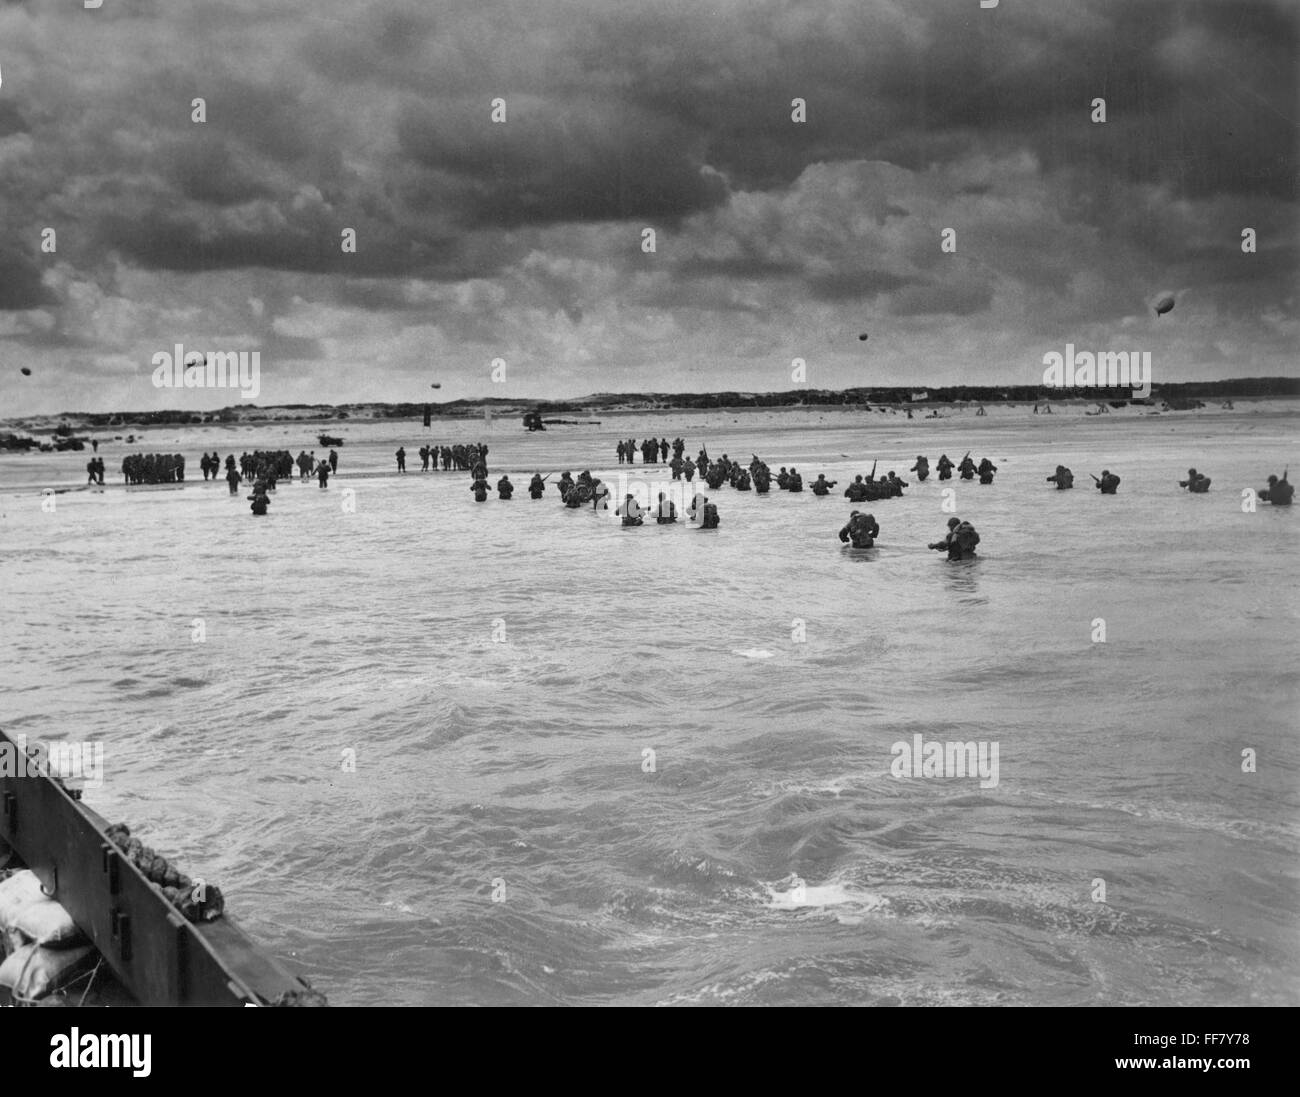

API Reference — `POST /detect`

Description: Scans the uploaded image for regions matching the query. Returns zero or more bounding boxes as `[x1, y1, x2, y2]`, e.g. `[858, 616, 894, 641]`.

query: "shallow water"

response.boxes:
[1, 410, 1297, 1005]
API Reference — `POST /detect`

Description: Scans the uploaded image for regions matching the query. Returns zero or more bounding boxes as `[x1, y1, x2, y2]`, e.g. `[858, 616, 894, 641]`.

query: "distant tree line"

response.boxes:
[22, 377, 1298, 428]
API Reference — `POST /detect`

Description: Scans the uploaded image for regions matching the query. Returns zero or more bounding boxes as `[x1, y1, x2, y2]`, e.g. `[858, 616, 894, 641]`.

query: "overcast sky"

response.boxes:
[0, 0, 1296, 414]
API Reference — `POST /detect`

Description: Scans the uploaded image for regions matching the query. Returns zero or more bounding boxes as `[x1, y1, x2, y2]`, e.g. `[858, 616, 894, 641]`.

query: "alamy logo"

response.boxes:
[612, 473, 694, 520]
[0, 735, 103, 788]
[890, 734, 999, 789]
[1042, 344, 1150, 399]
[50, 1030, 151, 1077]
[151, 344, 260, 399]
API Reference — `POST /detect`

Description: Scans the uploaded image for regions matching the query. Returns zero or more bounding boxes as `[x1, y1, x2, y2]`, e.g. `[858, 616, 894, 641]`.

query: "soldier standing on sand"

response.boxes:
[396, 446, 406, 473]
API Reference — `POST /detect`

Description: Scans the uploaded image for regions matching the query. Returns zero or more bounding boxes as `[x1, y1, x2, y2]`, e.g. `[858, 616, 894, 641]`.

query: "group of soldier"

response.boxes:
[908, 454, 998, 484]
[398, 442, 489, 473]
[613, 489, 720, 529]
[465, 467, 723, 529]
[617, 437, 687, 465]
[120, 453, 185, 484]
[292, 449, 339, 481]
[453, 432, 1294, 558]
[236, 448, 339, 508]
[238, 450, 293, 482]
[1043, 466, 1121, 493]
[834, 510, 981, 559]
[1041, 465, 1121, 492]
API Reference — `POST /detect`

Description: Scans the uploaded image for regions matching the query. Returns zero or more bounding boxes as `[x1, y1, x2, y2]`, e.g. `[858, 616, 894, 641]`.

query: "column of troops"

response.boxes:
[404, 442, 489, 472]
[120, 453, 186, 484]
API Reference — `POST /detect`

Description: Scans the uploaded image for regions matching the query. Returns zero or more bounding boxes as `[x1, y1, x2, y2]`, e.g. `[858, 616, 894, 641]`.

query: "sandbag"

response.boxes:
[13, 896, 86, 948]
[0, 942, 96, 1000]
[0, 870, 45, 929]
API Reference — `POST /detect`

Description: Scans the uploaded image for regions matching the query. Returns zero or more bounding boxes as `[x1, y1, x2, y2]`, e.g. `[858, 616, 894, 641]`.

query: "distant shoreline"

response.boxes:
[3, 382, 1297, 437]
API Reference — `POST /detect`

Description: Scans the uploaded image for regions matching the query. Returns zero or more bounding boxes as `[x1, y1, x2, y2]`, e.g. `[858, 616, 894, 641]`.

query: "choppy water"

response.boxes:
[1, 409, 1297, 1005]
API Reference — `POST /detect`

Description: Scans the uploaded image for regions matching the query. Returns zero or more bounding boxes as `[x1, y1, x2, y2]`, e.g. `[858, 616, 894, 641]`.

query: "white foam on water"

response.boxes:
[764, 879, 890, 913]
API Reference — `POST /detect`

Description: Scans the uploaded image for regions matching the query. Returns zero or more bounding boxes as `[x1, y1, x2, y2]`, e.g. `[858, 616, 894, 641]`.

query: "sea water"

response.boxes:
[0, 409, 1296, 1005]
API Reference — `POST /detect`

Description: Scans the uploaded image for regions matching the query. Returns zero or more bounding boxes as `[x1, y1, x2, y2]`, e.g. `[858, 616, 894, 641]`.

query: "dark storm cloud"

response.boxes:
[162, 136, 278, 207]
[396, 98, 730, 227]
[95, 206, 488, 281]
[258, 329, 324, 361]
[0, 247, 56, 310]
[0, 100, 27, 138]
[569, 0, 1296, 204]
[890, 278, 996, 318]
[807, 270, 923, 303]
[5, 326, 90, 350]
[679, 256, 805, 280]
[0, 0, 1294, 411]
